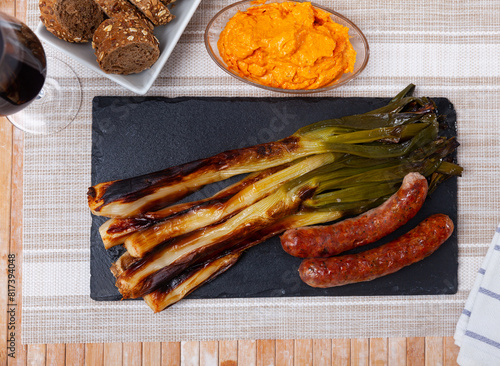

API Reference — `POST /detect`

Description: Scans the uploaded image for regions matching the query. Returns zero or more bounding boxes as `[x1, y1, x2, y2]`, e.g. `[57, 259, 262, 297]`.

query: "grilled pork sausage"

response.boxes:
[281, 172, 428, 258]
[299, 214, 454, 288]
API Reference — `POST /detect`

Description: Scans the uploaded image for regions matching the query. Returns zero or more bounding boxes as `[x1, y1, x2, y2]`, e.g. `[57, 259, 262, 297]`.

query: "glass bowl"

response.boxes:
[204, 0, 369, 94]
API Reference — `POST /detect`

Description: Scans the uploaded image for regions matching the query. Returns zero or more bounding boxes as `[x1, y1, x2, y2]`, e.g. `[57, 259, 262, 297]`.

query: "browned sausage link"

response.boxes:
[299, 214, 454, 288]
[280, 172, 428, 258]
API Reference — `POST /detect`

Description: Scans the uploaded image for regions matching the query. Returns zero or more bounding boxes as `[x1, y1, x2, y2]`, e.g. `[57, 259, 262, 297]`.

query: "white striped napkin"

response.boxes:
[454, 224, 500, 366]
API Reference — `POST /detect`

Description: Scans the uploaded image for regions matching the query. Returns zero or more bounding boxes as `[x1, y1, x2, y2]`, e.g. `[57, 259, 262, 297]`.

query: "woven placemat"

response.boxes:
[22, 0, 500, 344]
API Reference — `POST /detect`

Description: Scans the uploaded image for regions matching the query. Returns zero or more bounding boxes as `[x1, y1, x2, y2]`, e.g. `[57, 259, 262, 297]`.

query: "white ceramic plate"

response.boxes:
[36, 0, 202, 95]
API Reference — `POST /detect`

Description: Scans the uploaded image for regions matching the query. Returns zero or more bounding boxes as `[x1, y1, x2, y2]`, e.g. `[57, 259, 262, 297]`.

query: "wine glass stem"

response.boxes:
[36, 88, 46, 101]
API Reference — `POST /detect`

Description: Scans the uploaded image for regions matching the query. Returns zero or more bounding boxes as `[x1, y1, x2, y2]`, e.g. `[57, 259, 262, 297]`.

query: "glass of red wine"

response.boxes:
[0, 11, 81, 134]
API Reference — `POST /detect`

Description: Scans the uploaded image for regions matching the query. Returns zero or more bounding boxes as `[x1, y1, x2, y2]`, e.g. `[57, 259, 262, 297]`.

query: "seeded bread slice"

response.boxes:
[127, 0, 174, 26]
[94, 0, 154, 30]
[93, 18, 160, 75]
[39, 0, 105, 43]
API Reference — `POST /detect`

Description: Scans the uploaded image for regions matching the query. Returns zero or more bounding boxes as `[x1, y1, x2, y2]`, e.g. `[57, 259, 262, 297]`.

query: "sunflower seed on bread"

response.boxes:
[128, 0, 174, 26]
[94, 0, 154, 30]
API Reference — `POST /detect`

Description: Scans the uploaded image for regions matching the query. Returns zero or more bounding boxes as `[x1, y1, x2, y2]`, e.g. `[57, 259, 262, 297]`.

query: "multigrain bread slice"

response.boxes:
[127, 0, 174, 26]
[39, 0, 105, 43]
[94, 0, 154, 30]
[93, 18, 160, 75]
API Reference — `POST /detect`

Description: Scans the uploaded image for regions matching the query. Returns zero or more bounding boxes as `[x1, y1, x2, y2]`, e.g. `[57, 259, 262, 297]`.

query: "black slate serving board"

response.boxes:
[90, 96, 458, 301]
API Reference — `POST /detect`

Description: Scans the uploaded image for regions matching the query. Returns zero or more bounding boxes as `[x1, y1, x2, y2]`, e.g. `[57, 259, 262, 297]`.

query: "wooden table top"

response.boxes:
[0, 1, 461, 364]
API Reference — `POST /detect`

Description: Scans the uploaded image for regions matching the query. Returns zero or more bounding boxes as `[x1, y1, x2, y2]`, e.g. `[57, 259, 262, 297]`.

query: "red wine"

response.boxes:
[0, 12, 47, 116]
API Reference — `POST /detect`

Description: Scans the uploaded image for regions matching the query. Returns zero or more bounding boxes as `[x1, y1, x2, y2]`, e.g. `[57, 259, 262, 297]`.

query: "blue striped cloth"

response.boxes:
[455, 224, 500, 365]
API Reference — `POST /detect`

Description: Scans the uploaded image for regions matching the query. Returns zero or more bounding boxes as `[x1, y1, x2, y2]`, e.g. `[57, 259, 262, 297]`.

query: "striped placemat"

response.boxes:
[22, 0, 500, 344]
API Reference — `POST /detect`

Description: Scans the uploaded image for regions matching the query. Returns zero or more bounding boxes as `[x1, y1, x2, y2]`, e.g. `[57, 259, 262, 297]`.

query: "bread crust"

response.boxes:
[127, 0, 174, 26]
[39, 0, 105, 43]
[94, 0, 154, 30]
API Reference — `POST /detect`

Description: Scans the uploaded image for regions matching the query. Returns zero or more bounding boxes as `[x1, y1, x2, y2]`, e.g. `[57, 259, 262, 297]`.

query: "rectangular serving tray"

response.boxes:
[90, 96, 458, 301]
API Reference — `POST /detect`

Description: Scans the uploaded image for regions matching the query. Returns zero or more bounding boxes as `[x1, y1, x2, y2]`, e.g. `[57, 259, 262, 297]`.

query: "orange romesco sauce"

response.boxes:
[217, 1, 357, 90]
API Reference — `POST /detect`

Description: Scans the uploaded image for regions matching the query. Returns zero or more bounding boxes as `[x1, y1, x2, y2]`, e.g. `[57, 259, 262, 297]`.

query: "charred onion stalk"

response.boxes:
[123, 153, 337, 257]
[99, 164, 290, 248]
[114, 168, 333, 299]
[142, 210, 345, 312]
[304, 139, 459, 209]
[88, 85, 438, 218]
[112, 210, 346, 279]
[110, 251, 135, 278]
[143, 253, 242, 313]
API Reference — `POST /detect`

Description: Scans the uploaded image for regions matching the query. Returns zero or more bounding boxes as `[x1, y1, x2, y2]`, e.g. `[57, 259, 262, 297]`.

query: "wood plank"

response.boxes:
[313, 339, 332, 366]
[200, 341, 218, 366]
[2, 0, 24, 352]
[27, 344, 46, 366]
[275, 340, 294, 366]
[85, 344, 104, 366]
[8, 21, 25, 366]
[15, 0, 27, 22]
[3, 4, 29, 366]
[123, 343, 142, 366]
[351, 339, 369, 366]
[238, 340, 256, 366]
[443, 337, 459, 366]
[46, 344, 66, 366]
[8, 127, 26, 366]
[103, 343, 122, 366]
[256, 340, 275, 366]
[0, 119, 13, 366]
[331, 339, 350, 366]
[162, 342, 181, 366]
[181, 341, 200, 366]
[294, 339, 313, 366]
[425, 337, 443, 366]
[407, 338, 425, 366]
[388, 337, 406, 366]
[369, 338, 387, 366]
[144, 342, 161, 366]
[66, 344, 85, 366]
[0, 0, 15, 16]
[219, 341, 237, 366]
